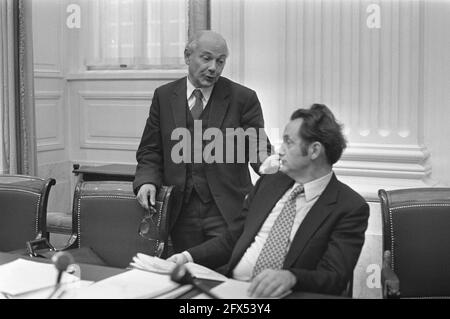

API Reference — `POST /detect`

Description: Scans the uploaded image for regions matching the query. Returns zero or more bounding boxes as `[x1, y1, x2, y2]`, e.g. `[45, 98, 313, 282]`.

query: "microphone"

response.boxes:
[170, 264, 219, 299]
[48, 251, 74, 299]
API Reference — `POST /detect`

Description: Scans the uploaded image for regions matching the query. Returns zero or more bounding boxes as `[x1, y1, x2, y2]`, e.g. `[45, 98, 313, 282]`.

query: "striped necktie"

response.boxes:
[190, 89, 204, 120]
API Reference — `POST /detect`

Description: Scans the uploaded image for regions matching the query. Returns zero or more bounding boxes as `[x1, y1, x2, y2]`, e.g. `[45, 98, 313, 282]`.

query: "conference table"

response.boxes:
[0, 251, 344, 299]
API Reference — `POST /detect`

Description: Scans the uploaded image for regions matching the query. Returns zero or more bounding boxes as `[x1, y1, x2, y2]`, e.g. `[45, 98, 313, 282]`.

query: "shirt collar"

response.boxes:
[186, 77, 214, 103]
[293, 171, 333, 202]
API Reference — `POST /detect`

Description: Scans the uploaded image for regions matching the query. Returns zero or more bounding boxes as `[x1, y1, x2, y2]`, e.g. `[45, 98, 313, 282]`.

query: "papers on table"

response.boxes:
[194, 279, 291, 299]
[130, 253, 176, 274]
[0, 256, 239, 299]
[130, 253, 228, 282]
[69, 269, 180, 299]
[0, 258, 187, 299]
[154, 284, 194, 299]
[0, 258, 80, 298]
[185, 262, 228, 282]
[17, 280, 93, 299]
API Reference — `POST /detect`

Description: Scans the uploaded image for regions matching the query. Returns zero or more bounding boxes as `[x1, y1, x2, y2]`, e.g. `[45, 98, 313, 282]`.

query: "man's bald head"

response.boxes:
[185, 30, 229, 57]
[184, 30, 229, 88]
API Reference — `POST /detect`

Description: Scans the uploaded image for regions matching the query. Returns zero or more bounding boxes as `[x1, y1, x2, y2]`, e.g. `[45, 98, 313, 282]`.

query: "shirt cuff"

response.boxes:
[182, 251, 194, 263]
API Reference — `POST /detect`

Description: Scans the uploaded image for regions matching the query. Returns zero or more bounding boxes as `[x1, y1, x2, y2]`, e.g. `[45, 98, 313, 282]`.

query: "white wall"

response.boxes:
[66, 74, 183, 164]
[212, 0, 449, 298]
[33, 0, 72, 213]
[32, 0, 450, 298]
[213, 0, 450, 199]
[63, 0, 189, 167]
[423, 1, 450, 186]
[33, 0, 188, 213]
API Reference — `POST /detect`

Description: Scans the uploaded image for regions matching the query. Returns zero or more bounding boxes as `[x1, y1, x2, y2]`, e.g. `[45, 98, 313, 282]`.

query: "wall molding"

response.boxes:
[78, 91, 153, 101]
[35, 91, 65, 152]
[336, 143, 434, 201]
[35, 91, 63, 100]
[78, 91, 152, 150]
[66, 70, 187, 81]
[337, 144, 431, 179]
[32, 0, 63, 78]
[80, 140, 141, 151]
[34, 73, 65, 79]
[34, 67, 61, 74]
[270, 139, 433, 201]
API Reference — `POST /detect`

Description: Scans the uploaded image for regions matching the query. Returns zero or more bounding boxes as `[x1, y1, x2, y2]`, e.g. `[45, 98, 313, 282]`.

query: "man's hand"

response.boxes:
[259, 154, 280, 174]
[166, 253, 189, 265]
[136, 184, 156, 210]
[248, 269, 296, 298]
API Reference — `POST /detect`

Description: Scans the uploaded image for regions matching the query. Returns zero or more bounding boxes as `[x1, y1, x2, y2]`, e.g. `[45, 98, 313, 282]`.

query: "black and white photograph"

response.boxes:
[0, 0, 449, 304]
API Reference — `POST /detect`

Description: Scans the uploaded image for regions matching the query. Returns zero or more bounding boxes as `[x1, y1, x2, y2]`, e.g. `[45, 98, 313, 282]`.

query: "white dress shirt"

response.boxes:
[232, 171, 333, 281]
[186, 77, 214, 111]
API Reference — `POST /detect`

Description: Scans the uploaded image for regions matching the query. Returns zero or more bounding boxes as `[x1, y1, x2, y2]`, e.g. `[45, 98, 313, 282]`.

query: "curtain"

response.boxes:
[86, 0, 189, 68]
[188, 0, 210, 38]
[0, 0, 37, 175]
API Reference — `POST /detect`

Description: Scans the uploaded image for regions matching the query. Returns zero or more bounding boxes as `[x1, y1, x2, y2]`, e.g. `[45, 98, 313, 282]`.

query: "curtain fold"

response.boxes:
[0, 0, 37, 175]
[188, 0, 210, 38]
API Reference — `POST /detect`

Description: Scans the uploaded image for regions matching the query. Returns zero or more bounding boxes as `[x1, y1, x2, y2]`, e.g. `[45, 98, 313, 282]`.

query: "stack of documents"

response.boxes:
[130, 253, 176, 274]
[130, 253, 228, 282]
[0, 259, 81, 299]
[68, 269, 180, 299]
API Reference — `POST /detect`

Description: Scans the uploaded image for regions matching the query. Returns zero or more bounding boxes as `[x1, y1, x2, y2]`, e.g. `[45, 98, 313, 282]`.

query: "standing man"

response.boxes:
[134, 31, 272, 254]
[169, 104, 370, 297]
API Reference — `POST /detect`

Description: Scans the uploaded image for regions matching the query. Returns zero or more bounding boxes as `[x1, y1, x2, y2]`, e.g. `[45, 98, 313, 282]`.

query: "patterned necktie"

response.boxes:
[252, 184, 304, 277]
[190, 89, 204, 120]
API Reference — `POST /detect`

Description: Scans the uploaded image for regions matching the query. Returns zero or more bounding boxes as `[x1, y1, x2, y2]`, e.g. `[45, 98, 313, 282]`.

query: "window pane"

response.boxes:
[86, 0, 188, 69]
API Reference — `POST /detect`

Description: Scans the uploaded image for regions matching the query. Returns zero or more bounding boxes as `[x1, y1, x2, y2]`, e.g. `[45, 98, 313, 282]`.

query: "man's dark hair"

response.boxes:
[290, 104, 347, 165]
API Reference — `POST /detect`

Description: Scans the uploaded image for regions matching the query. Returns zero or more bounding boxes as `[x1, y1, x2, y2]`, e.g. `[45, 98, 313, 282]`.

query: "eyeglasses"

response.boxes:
[138, 205, 164, 257]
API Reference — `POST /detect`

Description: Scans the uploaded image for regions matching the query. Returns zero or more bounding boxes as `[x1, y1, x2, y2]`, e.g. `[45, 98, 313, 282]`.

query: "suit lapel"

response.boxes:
[206, 77, 230, 129]
[283, 174, 339, 267]
[170, 78, 187, 128]
[229, 174, 295, 269]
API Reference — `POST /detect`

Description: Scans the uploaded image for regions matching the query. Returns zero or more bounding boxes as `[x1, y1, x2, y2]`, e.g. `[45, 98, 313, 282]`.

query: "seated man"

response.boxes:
[168, 104, 369, 297]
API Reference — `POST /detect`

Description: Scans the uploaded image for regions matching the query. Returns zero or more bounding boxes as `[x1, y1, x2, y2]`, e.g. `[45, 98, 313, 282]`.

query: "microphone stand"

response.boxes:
[47, 272, 64, 299]
[47, 252, 74, 299]
[191, 279, 219, 299]
[171, 264, 219, 299]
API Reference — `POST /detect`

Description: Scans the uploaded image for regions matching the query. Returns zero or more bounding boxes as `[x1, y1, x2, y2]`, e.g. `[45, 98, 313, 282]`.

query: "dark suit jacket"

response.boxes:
[188, 172, 370, 295]
[133, 76, 272, 229]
